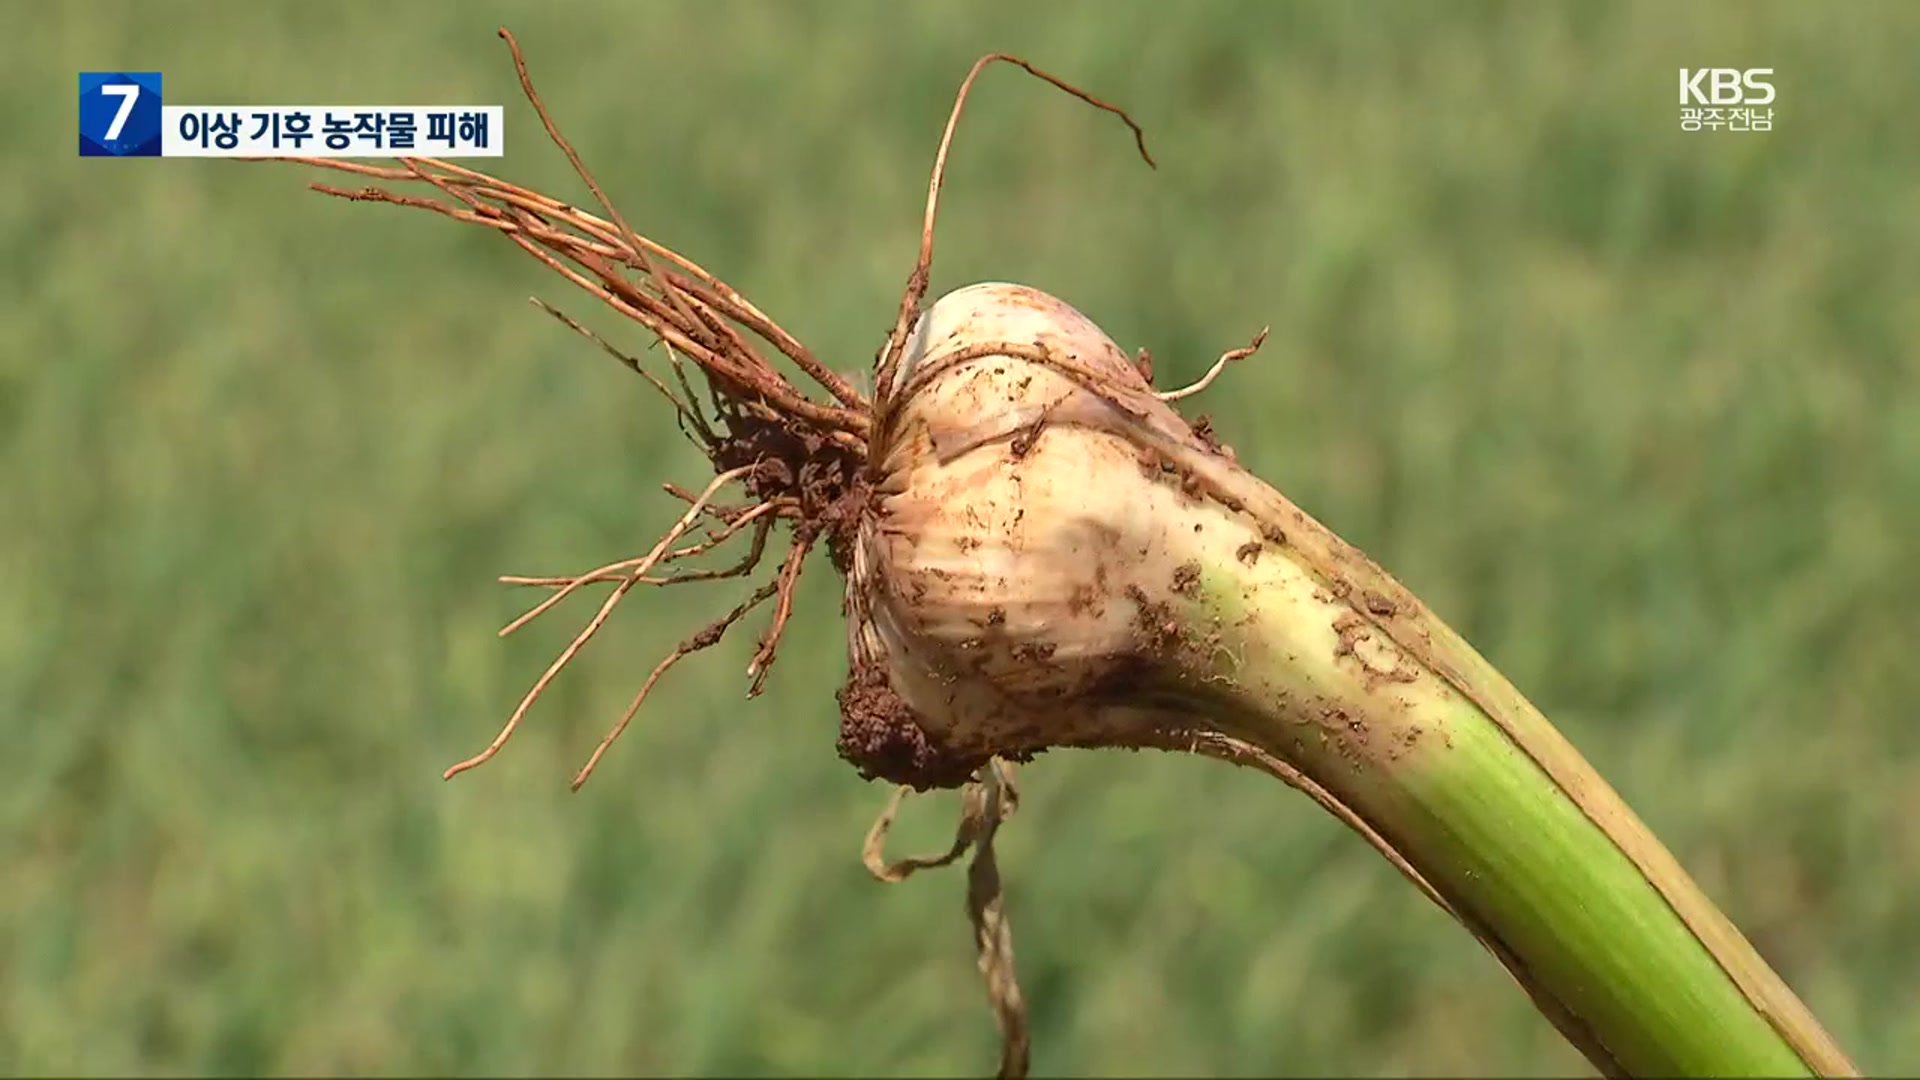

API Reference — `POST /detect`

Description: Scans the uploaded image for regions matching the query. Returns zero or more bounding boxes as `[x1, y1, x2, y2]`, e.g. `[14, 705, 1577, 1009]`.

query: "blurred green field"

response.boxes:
[6, 2, 1919, 1075]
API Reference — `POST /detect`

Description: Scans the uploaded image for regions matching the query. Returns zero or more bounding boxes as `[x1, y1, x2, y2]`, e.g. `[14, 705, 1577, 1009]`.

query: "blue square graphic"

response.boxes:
[79, 72, 163, 157]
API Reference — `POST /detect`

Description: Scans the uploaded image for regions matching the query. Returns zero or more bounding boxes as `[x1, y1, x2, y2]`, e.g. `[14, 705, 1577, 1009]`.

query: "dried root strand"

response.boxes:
[296, 33, 867, 447]
[870, 53, 1157, 453]
[569, 574, 783, 791]
[967, 763, 1028, 1080]
[745, 534, 811, 694]
[492, 26, 700, 342]
[529, 297, 707, 440]
[496, 499, 780, 611]
[305, 171, 866, 446]
[1157, 326, 1271, 402]
[442, 463, 760, 782]
[863, 759, 1029, 1079]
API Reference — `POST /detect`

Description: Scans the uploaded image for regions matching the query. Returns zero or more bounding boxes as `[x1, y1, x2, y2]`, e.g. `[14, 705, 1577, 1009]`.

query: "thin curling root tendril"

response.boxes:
[294, 28, 1236, 1080]
[440, 462, 763, 787]
[864, 759, 1028, 1079]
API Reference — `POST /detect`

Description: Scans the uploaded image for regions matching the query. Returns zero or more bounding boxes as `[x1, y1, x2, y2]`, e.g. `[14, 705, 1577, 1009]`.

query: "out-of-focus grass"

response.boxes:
[4, 2, 1917, 1075]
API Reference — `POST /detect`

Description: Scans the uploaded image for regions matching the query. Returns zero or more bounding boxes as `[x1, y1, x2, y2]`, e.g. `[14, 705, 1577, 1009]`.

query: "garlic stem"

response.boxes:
[1137, 453, 1854, 1078]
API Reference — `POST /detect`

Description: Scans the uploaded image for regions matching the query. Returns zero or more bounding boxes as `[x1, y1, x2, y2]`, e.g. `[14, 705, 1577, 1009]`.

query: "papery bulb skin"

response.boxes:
[842, 283, 1220, 774]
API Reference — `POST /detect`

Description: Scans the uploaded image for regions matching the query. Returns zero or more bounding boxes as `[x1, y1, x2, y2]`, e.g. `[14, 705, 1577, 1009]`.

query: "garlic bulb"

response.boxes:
[841, 282, 1225, 782]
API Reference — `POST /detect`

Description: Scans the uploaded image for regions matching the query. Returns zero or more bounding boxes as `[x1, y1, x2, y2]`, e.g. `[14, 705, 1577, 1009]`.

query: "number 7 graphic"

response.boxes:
[79, 71, 162, 157]
[100, 84, 139, 141]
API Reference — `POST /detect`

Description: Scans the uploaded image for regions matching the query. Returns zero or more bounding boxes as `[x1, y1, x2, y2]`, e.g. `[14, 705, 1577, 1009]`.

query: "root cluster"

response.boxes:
[299, 29, 875, 791]
[296, 30, 1175, 1078]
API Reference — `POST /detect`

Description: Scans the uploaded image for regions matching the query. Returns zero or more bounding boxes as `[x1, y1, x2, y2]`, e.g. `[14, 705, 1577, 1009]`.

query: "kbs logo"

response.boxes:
[1678, 68, 1775, 133]
[1679, 68, 1775, 105]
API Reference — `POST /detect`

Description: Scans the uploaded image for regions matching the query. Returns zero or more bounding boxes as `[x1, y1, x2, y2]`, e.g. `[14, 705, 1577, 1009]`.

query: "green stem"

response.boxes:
[1142, 447, 1855, 1077]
